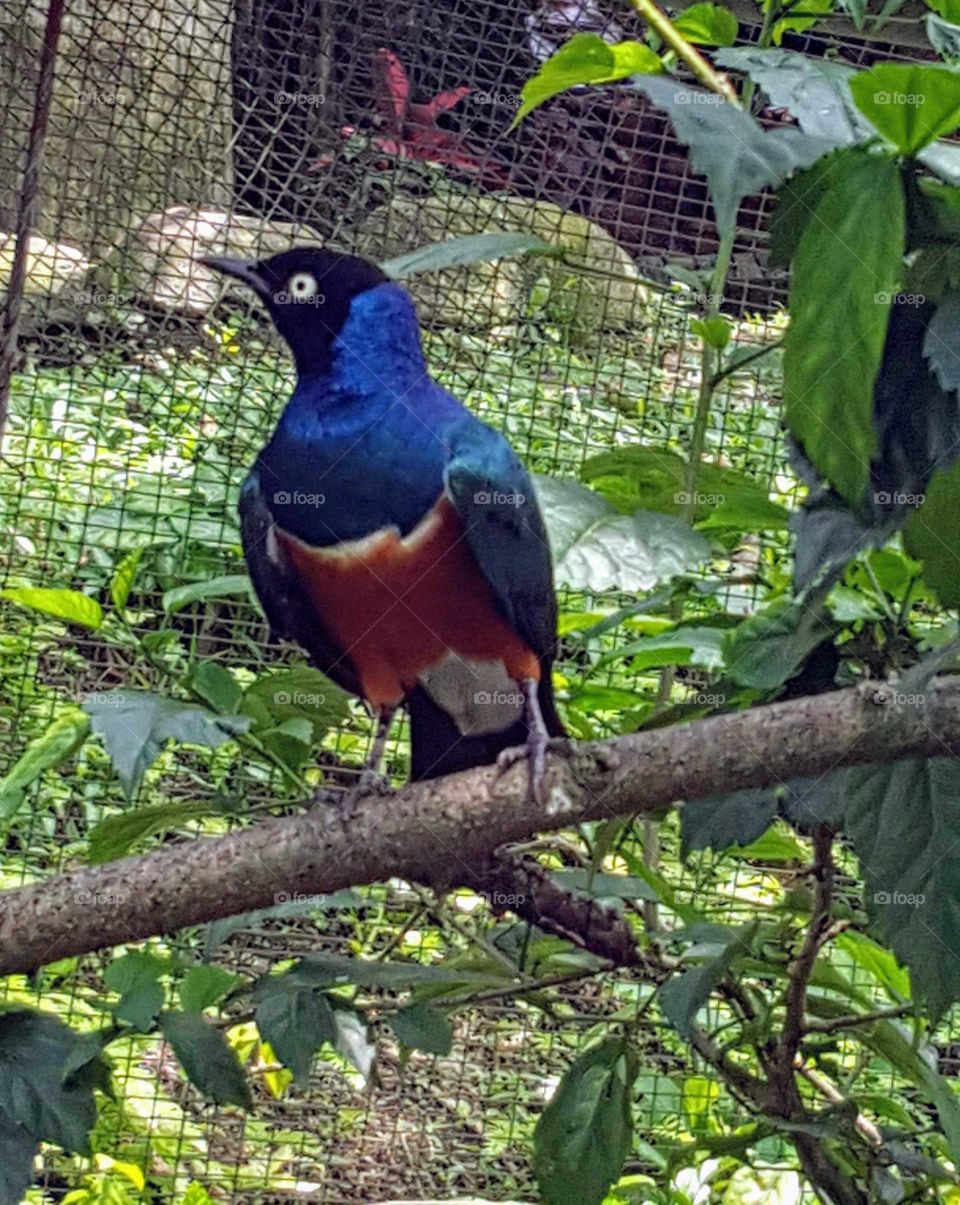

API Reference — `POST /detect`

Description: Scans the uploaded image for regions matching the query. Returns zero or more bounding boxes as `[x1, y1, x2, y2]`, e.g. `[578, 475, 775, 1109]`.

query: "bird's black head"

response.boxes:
[200, 247, 389, 375]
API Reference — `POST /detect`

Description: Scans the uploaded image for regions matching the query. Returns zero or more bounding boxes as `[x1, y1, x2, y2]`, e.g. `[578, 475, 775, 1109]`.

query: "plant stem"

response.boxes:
[627, 0, 741, 106]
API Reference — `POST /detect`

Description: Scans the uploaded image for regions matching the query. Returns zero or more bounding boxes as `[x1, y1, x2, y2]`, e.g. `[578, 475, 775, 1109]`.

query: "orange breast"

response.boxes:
[276, 496, 540, 708]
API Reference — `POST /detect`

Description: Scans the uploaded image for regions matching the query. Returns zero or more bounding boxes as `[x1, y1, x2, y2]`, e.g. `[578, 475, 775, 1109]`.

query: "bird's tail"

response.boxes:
[407, 675, 564, 782]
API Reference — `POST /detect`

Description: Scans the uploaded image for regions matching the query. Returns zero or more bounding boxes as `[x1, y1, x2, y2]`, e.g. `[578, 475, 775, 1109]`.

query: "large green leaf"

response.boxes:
[723, 595, 833, 691]
[515, 34, 661, 123]
[660, 927, 754, 1039]
[632, 76, 835, 241]
[383, 232, 559, 277]
[536, 476, 708, 592]
[255, 984, 336, 1086]
[162, 574, 252, 615]
[87, 799, 228, 863]
[0, 1010, 97, 1155]
[673, 3, 739, 45]
[179, 966, 243, 1014]
[843, 758, 960, 1018]
[0, 711, 90, 825]
[0, 587, 103, 630]
[389, 1003, 453, 1055]
[104, 951, 168, 1032]
[850, 63, 960, 154]
[600, 625, 728, 673]
[715, 48, 864, 145]
[783, 150, 905, 510]
[0, 1112, 35, 1205]
[159, 1011, 252, 1108]
[905, 459, 960, 606]
[83, 689, 250, 799]
[110, 547, 144, 611]
[583, 447, 787, 531]
[681, 789, 779, 856]
[534, 1037, 637, 1205]
[242, 665, 350, 741]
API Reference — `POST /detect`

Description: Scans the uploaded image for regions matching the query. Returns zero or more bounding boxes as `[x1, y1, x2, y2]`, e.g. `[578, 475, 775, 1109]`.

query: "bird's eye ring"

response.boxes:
[287, 272, 319, 301]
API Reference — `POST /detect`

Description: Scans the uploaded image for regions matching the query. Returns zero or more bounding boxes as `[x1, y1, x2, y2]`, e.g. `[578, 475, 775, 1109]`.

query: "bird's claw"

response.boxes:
[496, 736, 571, 806]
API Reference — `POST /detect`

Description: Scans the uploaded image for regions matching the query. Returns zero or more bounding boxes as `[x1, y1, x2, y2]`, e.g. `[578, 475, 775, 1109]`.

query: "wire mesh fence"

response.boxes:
[0, 0, 951, 1200]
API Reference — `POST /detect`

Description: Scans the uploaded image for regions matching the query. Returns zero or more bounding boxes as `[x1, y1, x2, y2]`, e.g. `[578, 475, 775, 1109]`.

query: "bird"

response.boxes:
[200, 246, 565, 801]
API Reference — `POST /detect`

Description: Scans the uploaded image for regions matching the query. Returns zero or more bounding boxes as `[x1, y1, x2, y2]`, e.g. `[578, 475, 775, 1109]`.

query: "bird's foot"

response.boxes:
[313, 769, 394, 817]
[496, 736, 573, 805]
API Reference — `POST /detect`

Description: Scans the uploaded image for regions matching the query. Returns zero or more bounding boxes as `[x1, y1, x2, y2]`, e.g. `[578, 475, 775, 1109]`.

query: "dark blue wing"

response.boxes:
[443, 420, 557, 667]
[239, 469, 361, 697]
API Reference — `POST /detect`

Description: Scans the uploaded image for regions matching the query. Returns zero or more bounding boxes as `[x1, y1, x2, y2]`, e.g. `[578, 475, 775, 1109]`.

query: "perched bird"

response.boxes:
[201, 247, 564, 798]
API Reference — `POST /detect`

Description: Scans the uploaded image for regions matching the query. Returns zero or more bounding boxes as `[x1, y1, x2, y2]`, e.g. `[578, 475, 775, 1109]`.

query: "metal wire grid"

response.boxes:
[0, 0, 940, 1199]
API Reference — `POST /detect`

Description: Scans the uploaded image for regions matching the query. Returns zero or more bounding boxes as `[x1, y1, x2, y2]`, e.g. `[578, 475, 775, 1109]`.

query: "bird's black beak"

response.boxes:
[199, 255, 272, 301]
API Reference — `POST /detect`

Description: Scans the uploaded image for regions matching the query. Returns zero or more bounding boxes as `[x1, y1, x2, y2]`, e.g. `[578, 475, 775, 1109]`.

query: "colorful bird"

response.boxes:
[201, 248, 564, 799]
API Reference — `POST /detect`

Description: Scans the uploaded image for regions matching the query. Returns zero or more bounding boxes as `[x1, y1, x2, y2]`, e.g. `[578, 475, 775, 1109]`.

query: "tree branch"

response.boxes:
[2, 679, 960, 976]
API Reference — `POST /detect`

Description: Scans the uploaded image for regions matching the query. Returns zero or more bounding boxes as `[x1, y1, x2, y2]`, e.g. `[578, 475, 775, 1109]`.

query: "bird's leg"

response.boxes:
[496, 679, 567, 805]
[330, 706, 396, 813]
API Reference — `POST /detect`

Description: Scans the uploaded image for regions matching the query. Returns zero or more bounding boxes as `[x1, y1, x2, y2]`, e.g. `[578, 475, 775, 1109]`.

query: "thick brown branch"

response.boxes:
[2, 679, 959, 976]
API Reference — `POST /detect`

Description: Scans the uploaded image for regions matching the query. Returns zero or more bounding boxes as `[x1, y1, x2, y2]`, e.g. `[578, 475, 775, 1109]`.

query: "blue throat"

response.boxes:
[258, 282, 464, 544]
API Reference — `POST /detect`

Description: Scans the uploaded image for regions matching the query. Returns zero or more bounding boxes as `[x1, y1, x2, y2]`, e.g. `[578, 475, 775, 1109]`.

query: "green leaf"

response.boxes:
[389, 1004, 453, 1055]
[784, 151, 904, 510]
[835, 931, 911, 1000]
[255, 985, 336, 1086]
[843, 758, 960, 1018]
[105, 952, 168, 1032]
[850, 64, 960, 154]
[515, 34, 662, 123]
[87, 798, 227, 864]
[690, 315, 732, 348]
[681, 788, 779, 856]
[660, 927, 753, 1038]
[632, 76, 834, 242]
[768, 151, 848, 269]
[189, 661, 243, 715]
[0, 1009, 97, 1154]
[534, 1037, 637, 1205]
[0, 587, 103, 630]
[0, 1111, 36, 1205]
[270, 953, 492, 991]
[242, 665, 350, 741]
[536, 476, 708, 592]
[600, 625, 727, 673]
[724, 595, 832, 691]
[83, 689, 250, 799]
[0, 711, 90, 825]
[697, 493, 790, 533]
[180, 966, 243, 1014]
[549, 869, 658, 902]
[905, 459, 960, 606]
[927, 0, 960, 21]
[716, 48, 864, 146]
[162, 574, 252, 615]
[159, 1011, 251, 1108]
[110, 548, 144, 611]
[383, 232, 559, 277]
[202, 890, 364, 957]
[673, 2, 738, 44]
[927, 12, 960, 63]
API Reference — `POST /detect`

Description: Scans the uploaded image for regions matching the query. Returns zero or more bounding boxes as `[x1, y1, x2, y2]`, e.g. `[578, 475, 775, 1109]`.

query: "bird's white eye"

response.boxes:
[287, 272, 319, 300]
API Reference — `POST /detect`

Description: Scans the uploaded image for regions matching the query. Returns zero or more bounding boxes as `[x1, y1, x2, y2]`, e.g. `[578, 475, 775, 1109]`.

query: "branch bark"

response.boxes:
[2, 679, 959, 976]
